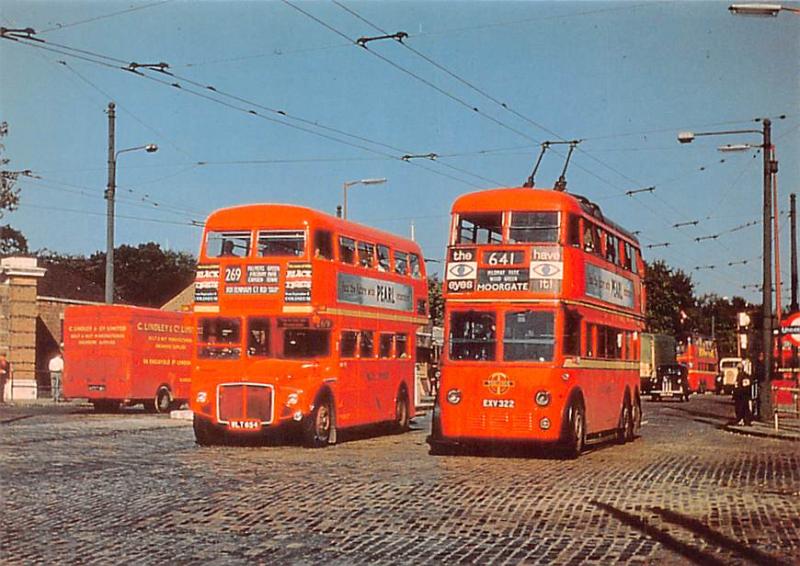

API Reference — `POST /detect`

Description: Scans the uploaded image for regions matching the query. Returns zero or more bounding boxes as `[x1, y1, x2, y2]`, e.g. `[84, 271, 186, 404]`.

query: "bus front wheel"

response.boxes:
[304, 396, 333, 448]
[193, 415, 224, 446]
[563, 399, 585, 459]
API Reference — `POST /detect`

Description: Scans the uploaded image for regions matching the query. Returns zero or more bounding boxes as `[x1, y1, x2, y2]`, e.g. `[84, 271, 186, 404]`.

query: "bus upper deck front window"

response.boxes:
[456, 212, 502, 245]
[509, 212, 559, 243]
[207, 231, 251, 258]
[449, 311, 496, 361]
[258, 230, 305, 257]
[198, 317, 241, 359]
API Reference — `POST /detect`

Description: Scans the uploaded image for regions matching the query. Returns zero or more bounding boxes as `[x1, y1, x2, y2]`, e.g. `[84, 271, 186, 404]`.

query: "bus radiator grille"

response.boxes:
[218, 384, 273, 423]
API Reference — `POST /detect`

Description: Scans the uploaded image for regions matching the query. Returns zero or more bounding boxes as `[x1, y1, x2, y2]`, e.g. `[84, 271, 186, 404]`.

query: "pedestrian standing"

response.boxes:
[49, 350, 64, 403]
[0, 352, 10, 404]
[733, 360, 753, 425]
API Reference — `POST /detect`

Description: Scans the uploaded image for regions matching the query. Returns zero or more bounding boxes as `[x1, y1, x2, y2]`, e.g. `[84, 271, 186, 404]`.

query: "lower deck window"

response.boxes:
[503, 310, 554, 362]
[449, 311, 496, 361]
[198, 317, 242, 359]
[283, 329, 330, 359]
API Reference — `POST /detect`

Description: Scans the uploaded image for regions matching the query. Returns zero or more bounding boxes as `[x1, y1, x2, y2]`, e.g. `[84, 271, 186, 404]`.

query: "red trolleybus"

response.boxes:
[428, 187, 646, 457]
[190, 204, 428, 446]
[676, 335, 718, 393]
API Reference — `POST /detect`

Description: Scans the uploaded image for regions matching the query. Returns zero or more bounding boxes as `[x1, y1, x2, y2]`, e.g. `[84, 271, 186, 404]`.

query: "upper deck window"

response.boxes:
[449, 311, 496, 361]
[358, 242, 375, 268]
[377, 245, 391, 272]
[457, 212, 503, 245]
[339, 237, 357, 264]
[257, 230, 305, 257]
[509, 212, 559, 243]
[394, 251, 409, 275]
[409, 253, 422, 278]
[207, 231, 251, 258]
[503, 310, 555, 362]
[314, 230, 334, 260]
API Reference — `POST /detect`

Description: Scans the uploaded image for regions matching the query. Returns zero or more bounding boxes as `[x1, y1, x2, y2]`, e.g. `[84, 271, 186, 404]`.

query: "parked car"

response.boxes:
[649, 363, 690, 402]
[716, 357, 743, 395]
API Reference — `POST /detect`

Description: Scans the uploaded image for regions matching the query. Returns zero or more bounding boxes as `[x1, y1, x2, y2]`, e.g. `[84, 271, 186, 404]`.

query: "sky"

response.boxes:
[1, 0, 798, 305]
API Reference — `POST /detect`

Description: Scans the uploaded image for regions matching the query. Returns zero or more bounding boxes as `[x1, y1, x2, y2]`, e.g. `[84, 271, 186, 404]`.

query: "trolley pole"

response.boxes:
[791, 193, 798, 367]
[105, 102, 116, 304]
[760, 118, 775, 421]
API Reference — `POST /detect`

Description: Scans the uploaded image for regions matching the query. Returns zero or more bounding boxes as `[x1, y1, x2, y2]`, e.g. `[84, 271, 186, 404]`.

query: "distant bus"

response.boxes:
[189, 204, 429, 446]
[428, 187, 646, 457]
[63, 305, 192, 412]
[677, 335, 718, 393]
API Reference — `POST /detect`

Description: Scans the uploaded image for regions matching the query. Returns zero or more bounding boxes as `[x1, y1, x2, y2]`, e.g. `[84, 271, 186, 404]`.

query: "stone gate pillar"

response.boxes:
[0, 257, 46, 400]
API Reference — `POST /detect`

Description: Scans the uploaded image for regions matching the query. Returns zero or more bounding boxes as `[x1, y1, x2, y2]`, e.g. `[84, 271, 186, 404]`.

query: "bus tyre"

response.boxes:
[393, 389, 410, 433]
[154, 386, 172, 414]
[632, 393, 642, 437]
[616, 396, 632, 444]
[193, 414, 223, 446]
[304, 396, 333, 448]
[563, 399, 585, 459]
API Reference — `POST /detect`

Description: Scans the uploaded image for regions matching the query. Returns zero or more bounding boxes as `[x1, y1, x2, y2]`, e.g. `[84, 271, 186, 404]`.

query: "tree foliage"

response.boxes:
[0, 224, 28, 256]
[644, 260, 696, 338]
[427, 275, 444, 327]
[41, 242, 196, 307]
[0, 122, 21, 216]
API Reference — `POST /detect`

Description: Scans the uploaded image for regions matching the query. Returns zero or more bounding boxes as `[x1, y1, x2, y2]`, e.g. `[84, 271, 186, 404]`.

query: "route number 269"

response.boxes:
[224, 266, 242, 283]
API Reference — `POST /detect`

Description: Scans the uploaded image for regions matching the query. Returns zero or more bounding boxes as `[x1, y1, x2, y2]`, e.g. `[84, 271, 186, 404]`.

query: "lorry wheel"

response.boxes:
[303, 395, 333, 448]
[154, 386, 172, 414]
[193, 414, 223, 446]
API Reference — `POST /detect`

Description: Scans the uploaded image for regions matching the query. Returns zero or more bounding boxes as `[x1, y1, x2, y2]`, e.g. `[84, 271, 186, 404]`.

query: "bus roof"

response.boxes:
[204, 203, 423, 253]
[451, 187, 639, 245]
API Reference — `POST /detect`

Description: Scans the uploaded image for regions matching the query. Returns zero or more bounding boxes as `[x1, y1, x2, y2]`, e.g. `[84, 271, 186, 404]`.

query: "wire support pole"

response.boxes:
[105, 102, 116, 304]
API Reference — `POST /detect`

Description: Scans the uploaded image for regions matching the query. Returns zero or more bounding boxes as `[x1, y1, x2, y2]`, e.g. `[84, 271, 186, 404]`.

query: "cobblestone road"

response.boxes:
[1, 395, 798, 565]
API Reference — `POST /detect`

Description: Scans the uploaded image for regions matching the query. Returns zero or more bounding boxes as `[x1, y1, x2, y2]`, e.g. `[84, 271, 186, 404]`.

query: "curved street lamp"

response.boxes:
[105, 102, 158, 303]
[728, 3, 800, 16]
[342, 177, 387, 220]
[678, 120, 778, 421]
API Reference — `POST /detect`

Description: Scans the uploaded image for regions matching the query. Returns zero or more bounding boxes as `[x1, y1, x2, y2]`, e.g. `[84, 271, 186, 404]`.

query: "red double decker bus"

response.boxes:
[428, 187, 646, 457]
[190, 204, 429, 446]
[676, 335, 718, 393]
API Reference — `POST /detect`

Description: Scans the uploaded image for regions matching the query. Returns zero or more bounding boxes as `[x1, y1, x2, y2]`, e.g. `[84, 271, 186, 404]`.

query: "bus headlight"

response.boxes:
[446, 388, 462, 405]
[535, 390, 551, 407]
[286, 393, 299, 406]
[196, 391, 208, 404]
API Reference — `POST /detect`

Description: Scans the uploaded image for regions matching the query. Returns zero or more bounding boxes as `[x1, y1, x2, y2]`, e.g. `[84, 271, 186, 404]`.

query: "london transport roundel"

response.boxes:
[781, 312, 800, 347]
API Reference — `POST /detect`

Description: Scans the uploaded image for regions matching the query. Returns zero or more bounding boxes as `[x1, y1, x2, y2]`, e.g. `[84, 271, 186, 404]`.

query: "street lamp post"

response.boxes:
[729, 3, 800, 16]
[678, 119, 778, 420]
[105, 102, 158, 303]
[342, 177, 387, 220]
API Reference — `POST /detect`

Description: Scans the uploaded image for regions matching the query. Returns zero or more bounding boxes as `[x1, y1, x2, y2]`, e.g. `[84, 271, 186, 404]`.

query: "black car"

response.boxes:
[649, 363, 690, 402]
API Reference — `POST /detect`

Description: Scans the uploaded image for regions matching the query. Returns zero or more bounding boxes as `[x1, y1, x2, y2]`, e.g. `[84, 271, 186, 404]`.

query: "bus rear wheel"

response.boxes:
[616, 397, 632, 444]
[563, 399, 585, 459]
[393, 389, 410, 433]
[304, 396, 333, 448]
